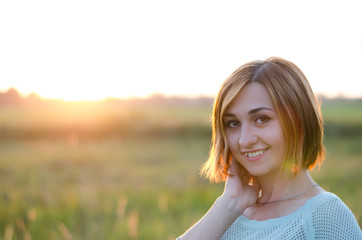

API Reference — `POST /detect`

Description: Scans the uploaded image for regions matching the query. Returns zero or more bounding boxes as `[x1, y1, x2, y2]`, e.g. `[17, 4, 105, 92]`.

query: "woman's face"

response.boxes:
[223, 82, 286, 177]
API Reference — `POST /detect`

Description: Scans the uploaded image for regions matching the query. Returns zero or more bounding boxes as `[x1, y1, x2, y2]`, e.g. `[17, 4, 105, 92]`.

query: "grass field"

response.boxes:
[0, 97, 361, 239]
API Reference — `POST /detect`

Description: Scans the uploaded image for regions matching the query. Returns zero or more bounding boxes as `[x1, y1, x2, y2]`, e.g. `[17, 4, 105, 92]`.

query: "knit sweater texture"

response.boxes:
[220, 192, 362, 239]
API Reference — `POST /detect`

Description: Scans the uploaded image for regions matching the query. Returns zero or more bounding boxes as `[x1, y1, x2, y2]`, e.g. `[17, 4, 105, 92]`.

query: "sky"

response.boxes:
[0, 0, 361, 101]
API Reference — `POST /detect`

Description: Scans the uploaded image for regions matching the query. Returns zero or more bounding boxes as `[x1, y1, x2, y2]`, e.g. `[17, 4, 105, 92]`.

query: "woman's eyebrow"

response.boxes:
[248, 107, 273, 115]
[223, 107, 273, 118]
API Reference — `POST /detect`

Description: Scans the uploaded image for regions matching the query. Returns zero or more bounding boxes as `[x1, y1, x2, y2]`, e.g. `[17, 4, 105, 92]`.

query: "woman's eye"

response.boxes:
[226, 121, 240, 128]
[255, 116, 270, 124]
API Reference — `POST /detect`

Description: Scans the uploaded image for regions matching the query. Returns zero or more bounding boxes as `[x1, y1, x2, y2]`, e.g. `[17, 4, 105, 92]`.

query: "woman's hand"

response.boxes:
[178, 158, 260, 240]
[221, 158, 260, 212]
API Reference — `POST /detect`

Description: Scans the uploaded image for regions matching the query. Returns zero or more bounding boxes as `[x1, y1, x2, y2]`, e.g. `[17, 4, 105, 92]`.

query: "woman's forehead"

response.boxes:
[225, 83, 274, 115]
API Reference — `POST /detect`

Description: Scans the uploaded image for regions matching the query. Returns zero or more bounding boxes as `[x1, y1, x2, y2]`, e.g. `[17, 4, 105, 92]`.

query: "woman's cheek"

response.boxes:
[227, 133, 239, 154]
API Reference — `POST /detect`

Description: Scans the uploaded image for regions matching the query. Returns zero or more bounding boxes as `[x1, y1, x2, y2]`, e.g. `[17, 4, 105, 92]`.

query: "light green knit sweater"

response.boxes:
[221, 192, 361, 239]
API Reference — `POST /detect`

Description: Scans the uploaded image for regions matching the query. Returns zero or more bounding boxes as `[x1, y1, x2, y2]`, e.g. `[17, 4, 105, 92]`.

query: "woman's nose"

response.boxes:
[238, 124, 258, 147]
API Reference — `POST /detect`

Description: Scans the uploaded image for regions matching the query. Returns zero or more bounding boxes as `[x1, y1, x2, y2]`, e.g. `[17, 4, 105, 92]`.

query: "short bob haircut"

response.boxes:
[202, 57, 324, 182]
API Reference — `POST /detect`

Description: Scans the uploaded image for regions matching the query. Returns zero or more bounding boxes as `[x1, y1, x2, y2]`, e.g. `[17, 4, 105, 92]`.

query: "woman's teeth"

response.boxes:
[244, 149, 266, 158]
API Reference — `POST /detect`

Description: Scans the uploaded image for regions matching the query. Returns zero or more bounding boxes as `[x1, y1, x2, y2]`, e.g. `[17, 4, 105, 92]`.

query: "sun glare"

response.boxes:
[53, 93, 108, 102]
[34, 85, 128, 102]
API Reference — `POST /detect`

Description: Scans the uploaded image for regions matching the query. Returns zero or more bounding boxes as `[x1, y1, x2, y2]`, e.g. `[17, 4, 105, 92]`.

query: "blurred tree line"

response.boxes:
[0, 88, 361, 141]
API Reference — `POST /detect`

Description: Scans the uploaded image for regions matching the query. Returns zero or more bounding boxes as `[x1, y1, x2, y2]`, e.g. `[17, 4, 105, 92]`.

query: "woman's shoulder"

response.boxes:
[306, 191, 352, 212]
[306, 192, 362, 239]
[305, 191, 341, 206]
[305, 192, 355, 221]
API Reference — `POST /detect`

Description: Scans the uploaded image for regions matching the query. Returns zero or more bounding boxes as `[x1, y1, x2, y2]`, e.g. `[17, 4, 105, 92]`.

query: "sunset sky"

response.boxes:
[1, 0, 361, 101]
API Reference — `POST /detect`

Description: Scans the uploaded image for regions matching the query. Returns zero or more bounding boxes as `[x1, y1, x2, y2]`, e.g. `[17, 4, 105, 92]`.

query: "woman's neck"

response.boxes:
[256, 170, 315, 203]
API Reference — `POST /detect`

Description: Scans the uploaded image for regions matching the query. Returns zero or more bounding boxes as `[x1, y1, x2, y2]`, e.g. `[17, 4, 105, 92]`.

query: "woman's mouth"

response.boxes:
[242, 148, 268, 161]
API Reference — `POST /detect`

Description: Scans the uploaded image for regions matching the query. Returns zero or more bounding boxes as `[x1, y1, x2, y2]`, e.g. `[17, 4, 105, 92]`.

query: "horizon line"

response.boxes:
[1, 87, 362, 102]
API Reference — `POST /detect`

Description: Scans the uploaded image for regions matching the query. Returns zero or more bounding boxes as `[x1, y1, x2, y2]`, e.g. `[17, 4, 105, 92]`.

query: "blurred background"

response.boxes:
[0, 0, 361, 239]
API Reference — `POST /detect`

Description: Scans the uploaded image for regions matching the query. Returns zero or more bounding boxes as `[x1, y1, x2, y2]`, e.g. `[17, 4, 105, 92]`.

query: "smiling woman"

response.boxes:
[222, 83, 286, 178]
[177, 57, 362, 240]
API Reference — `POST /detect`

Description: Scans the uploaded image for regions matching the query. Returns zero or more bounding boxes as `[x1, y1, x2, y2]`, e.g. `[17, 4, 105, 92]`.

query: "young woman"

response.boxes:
[177, 57, 362, 239]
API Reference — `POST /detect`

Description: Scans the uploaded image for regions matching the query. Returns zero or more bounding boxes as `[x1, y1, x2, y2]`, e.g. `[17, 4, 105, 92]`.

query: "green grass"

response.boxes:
[0, 134, 361, 239]
[0, 136, 220, 239]
[321, 98, 362, 124]
[0, 97, 361, 239]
